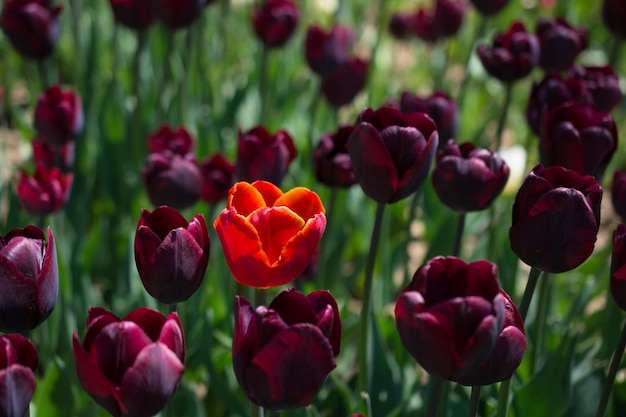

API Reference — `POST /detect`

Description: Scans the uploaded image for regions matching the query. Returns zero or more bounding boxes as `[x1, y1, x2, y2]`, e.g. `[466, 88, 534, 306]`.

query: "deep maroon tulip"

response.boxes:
[0, 0, 62, 60]
[109, 0, 156, 31]
[346, 106, 438, 204]
[389, 12, 417, 40]
[73, 307, 185, 417]
[395, 256, 519, 384]
[510, 164, 602, 273]
[143, 152, 203, 209]
[611, 170, 626, 222]
[252, 0, 300, 48]
[611, 224, 626, 310]
[17, 164, 73, 216]
[155, 0, 209, 30]
[235, 126, 296, 185]
[432, 140, 510, 213]
[321, 57, 369, 108]
[34, 85, 84, 146]
[148, 125, 195, 156]
[477, 21, 539, 83]
[0, 226, 58, 333]
[305, 24, 355, 76]
[539, 102, 618, 180]
[314, 125, 356, 188]
[32, 138, 75, 172]
[399, 90, 459, 145]
[199, 153, 234, 203]
[603, 0, 626, 39]
[468, 0, 509, 15]
[413, 8, 439, 43]
[570, 65, 623, 113]
[0, 334, 39, 417]
[233, 288, 340, 411]
[135, 206, 210, 304]
[536, 17, 588, 72]
[434, 0, 465, 38]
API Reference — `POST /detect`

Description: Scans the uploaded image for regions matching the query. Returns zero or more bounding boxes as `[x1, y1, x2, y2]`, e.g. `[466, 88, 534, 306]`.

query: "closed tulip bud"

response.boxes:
[432, 140, 510, 213]
[155, 0, 210, 30]
[235, 126, 296, 186]
[611, 170, 626, 222]
[17, 164, 73, 216]
[0, 226, 58, 333]
[321, 57, 369, 108]
[109, 0, 156, 31]
[477, 21, 539, 83]
[142, 152, 203, 209]
[0, 334, 39, 417]
[434, 0, 465, 38]
[468, 0, 509, 15]
[73, 307, 185, 417]
[233, 288, 340, 410]
[611, 224, 626, 311]
[399, 90, 459, 145]
[0, 0, 62, 60]
[134, 206, 210, 304]
[536, 17, 588, 72]
[32, 138, 75, 172]
[34, 85, 84, 146]
[199, 153, 234, 203]
[570, 65, 623, 113]
[602, 0, 626, 39]
[539, 102, 617, 181]
[252, 0, 300, 48]
[347, 106, 438, 204]
[510, 164, 602, 273]
[389, 13, 417, 40]
[214, 181, 326, 288]
[314, 125, 356, 188]
[305, 24, 355, 76]
[414, 8, 439, 43]
[148, 125, 195, 156]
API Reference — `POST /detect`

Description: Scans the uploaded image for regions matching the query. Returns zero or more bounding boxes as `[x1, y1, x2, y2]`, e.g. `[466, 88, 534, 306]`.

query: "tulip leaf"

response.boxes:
[32, 357, 80, 417]
[563, 369, 604, 417]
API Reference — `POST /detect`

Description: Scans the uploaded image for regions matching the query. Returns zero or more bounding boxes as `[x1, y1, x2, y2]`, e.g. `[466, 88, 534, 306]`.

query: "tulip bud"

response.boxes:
[16, 164, 73, 216]
[611, 170, 626, 222]
[536, 17, 588, 72]
[611, 224, 626, 311]
[468, 0, 509, 15]
[314, 125, 356, 188]
[155, 0, 210, 30]
[32, 138, 75, 172]
[320, 57, 369, 108]
[389, 13, 417, 40]
[399, 90, 459, 146]
[0, 334, 39, 417]
[305, 24, 355, 76]
[109, 0, 156, 31]
[570, 65, 623, 113]
[199, 153, 235, 203]
[602, 0, 626, 39]
[252, 0, 300, 48]
[233, 288, 340, 410]
[73, 307, 185, 417]
[148, 125, 195, 156]
[0, 226, 58, 333]
[33, 85, 84, 146]
[142, 151, 203, 209]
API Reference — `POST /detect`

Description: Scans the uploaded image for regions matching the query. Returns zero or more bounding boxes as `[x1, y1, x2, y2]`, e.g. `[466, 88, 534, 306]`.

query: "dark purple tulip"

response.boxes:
[432, 140, 510, 213]
[346, 106, 438, 204]
[539, 102, 618, 180]
[570, 65, 623, 113]
[305, 24, 355, 76]
[395, 257, 510, 383]
[0, 0, 61, 60]
[321, 57, 369, 108]
[134, 206, 210, 304]
[477, 21, 539, 83]
[611, 170, 626, 222]
[413, 8, 439, 43]
[109, 0, 156, 31]
[148, 125, 195, 156]
[0, 334, 39, 417]
[611, 224, 626, 311]
[603, 0, 626, 39]
[0, 226, 58, 333]
[155, 0, 209, 30]
[252, 0, 300, 48]
[235, 126, 296, 186]
[389, 12, 417, 40]
[73, 307, 185, 417]
[199, 153, 234, 203]
[510, 164, 602, 273]
[17, 164, 73, 216]
[314, 124, 356, 188]
[233, 288, 340, 411]
[32, 138, 75, 172]
[468, 0, 509, 15]
[434, 0, 465, 37]
[536, 17, 588, 72]
[399, 90, 459, 146]
[33, 85, 83, 146]
[142, 152, 203, 209]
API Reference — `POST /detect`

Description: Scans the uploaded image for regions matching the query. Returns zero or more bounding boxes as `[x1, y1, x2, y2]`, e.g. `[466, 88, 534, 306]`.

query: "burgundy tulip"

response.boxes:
[539, 102, 618, 181]
[468, 0, 509, 15]
[109, 0, 156, 31]
[536, 17, 588, 72]
[389, 12, 417, 40]
[199, 153, 234, 203]
[611, 170, 626, 222]
[32, 138, 75, 172]
[235, 126, 296, 185]
[142, 152, 203, 209]
[611, 224, 626, 311]
[155, 0, 209, 30]
[570, 65, 623, 113]
[477, 21, 539, 83]
[134, 206, 210, 304]
[233, 288, 340, 411]
[314, 124, 356, 188]
[432, 140, 510, 213]
[73, 307, 185, 417]
[346, 106, 438, 204]
[510, 164, 602, 273]
[0, 334, 39, 417]
[305, 24, 355, 76]
[603, 0, 626, 39]
[0, 226, 58, 333]
[0, 0, 61, 60]
[17, 164, 73, 216]
[399, 90, 459, 146]
[413, 8, 439, 43]
[395, 256, 522, 384]
[148, 125, 195, 156]
[252, 0, 300, 48]
[33, 85, 84, 146]
[320, 57, 369, 108]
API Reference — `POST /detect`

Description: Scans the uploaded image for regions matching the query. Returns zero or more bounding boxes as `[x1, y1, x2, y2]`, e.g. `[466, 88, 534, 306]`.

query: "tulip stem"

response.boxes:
[258, 46, 270, 124]
[493, 83, 513, 151]
[268, 412, 281, 417]
[457, 16, 487, 110]
[250, 403, 263, 417]
[529, 273, 551, 374]
[452, 212, 466, 257]
[23, 405, 30, 417]
[254, 288, 267, 307]
[306, 87, 322, 172]
[468, 386, 481, 417]
[168, 303, 177, 314]
[426, 376, 445, 417]
[365, 0, 388, 105]
[357, 201, 386, 397]
[595, 318, 626, 417]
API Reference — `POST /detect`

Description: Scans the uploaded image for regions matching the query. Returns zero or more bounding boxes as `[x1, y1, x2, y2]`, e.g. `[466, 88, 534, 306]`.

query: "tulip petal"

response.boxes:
[393, 129, 438, 202]
[134, 225, 164, 273]
[2, 335, 38, 371]
[125, 307, 167, 342]
[37, 227, 58, 327]
[0, 365, 36, 417]
[159, 313, 185, 362]
[306, 290, 342, 356]
[0, 256, 39, 333]
[72, 332, 119, 406]
[248, 207, 305, 265]
[274, 188, 326, 220]
[268, 288, 318, 326]
[84, 309, 122, 350]
[233, 296, 259, 395]
[228, 182, 281, 216]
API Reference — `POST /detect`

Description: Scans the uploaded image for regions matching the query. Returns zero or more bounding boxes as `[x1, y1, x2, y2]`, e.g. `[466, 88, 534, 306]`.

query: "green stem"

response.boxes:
[608, 38, 622, 68]
[168, 303, 178, 314]
[258, 46, 270, 124]
[318, 188, 338, 290]
[254, 288, 267, 307]
[529, 273, 551, 374]
[130, 30, 147, 170]
[268, 412, 281, 417]
[468, 386, 481, 417]
[159, 31, 176, 121]
[23, 405, 30, 417]
[250, 402, 263, 417]
[493, 83, 513, 150]
[365, 0, 388, 105]
[457, 16, 487, 110]
[357, 201, 386, 396]
[452, 212, 466, 257]
[37, 60, 49, 89]
[432, 41, 448, 91]
[426, 376, 445, 417]
[595, 319, 626, 417]
[306, 88, 322, 172]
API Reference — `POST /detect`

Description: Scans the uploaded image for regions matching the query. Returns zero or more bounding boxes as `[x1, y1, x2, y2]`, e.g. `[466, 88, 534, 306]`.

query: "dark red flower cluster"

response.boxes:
[389, 0, 466, 43]
[110, 0, 215, 31]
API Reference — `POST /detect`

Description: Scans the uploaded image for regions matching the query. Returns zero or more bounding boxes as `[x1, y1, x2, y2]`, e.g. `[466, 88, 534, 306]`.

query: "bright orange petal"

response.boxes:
[274, 188, 326, 220]
[252, 180, 283, 206]
[247, 207, 305, 264]
[227, 182, 268, 216]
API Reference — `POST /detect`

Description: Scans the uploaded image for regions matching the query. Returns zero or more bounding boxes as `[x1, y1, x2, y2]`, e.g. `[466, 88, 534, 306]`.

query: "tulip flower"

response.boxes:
[233, 288, 340, 410]
[16, 164, 73, 216]
[611, 170, 626, 222]
[389, 12, 417, 40]
[509, 164, 602, 273]
[467, 0, 509, 15]
[535, 17, 588, 72]
[134, 206, 210, 304]
[73, 307, 185, 417]
[109, 0, 156, 31]
[32, 138, 75, 172]
[0, 0, 62, 60]
[252, 0, 300, 48]
[395, 256, 527, 384]
[570, 65, 623, 113]
[414, 0, 465, 43]
[142, 151, 203, 209]
[399, 90, 459, 146]
[34, 85, 84, 146]
[313, 125, 356, 188]
[148, 125, 195, 156]
[0, 226, 58, 334]
[305, 24, 355, 76]
[320, 57, 369, 108]
[155, 0, 210, 30]
[602, 0, 626, 39]
[199, 153, 235, 203]
[0, 334, 39, 417]
[346, 106, 438, 204]
[611, 224, 626, 311]
[214, 181, 326, 288]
